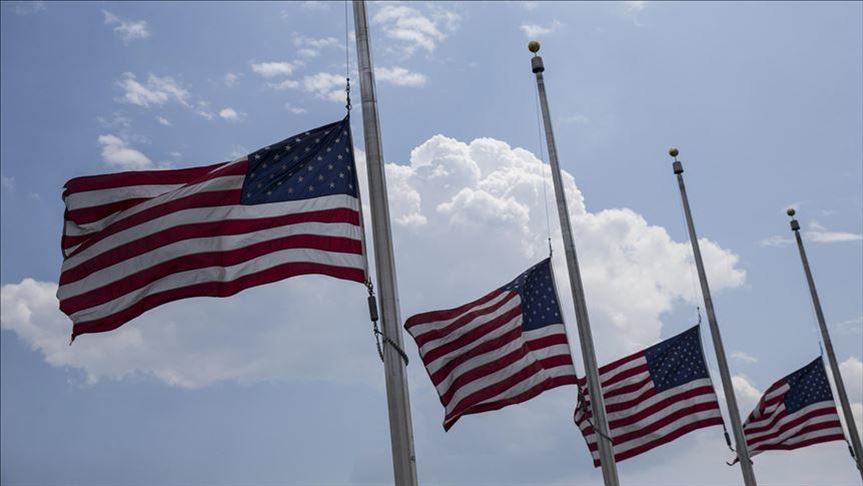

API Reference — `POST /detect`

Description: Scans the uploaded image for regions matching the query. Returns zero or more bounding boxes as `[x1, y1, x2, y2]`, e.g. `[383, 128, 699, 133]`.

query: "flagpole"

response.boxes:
[352, 2, 419, 484]
[528, 41, 620, 486]
[669, 148, 757, 486]
[787, 208, 863, 478]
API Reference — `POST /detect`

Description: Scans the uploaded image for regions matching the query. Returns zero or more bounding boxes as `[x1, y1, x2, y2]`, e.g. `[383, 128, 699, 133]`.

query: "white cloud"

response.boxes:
[97, 134, 152, 170]
[519, 20, 561, 38]
[375, 66, 428, 87]
[562, 114, 590, 125]
[835, 315, 863, 335]
[218, 107, 243, 122]
[731, 351, 758, 364]
[624, 1, 647, 13]
[103, 10, 150, 44]
[836, 357, 863, 438]
[299, 1, 329, 11]
[116, 72, 190, 108]
[155, 116, 171, 126]
[251, 61, 297, 78]
[269, 79, 300, 90]
[806, 221, 862, 243]
[224, 72, 241, 87]
[0, 133, 749, 391]
[292, 34, 341, 58]
[301, 72, 347, 102]
[372, 4, 459, 57]
[285, 103, 307, 114]
[518, 1, 540, 11]
[11, 1, 45, 15]
[1, 175, 14, 191]
[759, 235, 793, 247]
[732, 375, 763, 410]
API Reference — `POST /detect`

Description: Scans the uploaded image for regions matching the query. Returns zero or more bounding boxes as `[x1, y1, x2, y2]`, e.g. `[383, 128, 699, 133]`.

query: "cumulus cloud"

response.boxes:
[375, 66, 428, 87]
[806, 221, 862, 243]
[285, 103, 307, 114]
[116, 72, 190, 108]
[224, 72, 241, 87]
[11, 0, 45, 15]
[1, 133, 749, 392]
[731, 350, 758, 364]
[835, 357, 863, 438]
[732, 374, 763, 410]
[1, 174, 14, 191]
[218, 107, 243, 122]
[519, 20, 562, 38]
[103, 10, 150, 44]
[372, 4, 458, 57]
[301, 72, 347, 102]
[155, 116, 171, 126]
[97, 134, 152, 170]
[624, 1, 647, 13]
[251, 61, 297, 78]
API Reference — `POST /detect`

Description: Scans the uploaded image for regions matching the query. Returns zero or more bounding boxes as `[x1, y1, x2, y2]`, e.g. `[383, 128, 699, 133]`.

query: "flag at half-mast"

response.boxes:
[575, 326, 724, 466]
[404, 258, 578, 430]
[59, 116, 366, 340]
[740, 357, 846, 458]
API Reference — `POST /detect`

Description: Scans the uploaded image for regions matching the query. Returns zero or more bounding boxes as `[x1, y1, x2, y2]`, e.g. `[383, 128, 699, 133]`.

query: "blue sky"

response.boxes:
[1, 1, 862, 485]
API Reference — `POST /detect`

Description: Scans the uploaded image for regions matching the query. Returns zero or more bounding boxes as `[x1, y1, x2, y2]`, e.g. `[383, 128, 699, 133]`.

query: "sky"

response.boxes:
[1, 1, 862, 485]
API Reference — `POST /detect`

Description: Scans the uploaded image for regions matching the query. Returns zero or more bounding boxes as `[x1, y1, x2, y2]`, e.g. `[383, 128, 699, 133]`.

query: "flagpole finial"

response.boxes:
[786, 208, 796, 217]
[788, 208, 800, 231]
[528, 40, 541, 54]
[668, 147, 679, 159]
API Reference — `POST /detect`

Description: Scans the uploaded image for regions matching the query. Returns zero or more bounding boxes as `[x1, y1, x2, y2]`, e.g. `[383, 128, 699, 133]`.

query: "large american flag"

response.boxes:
[575, 326, 724, 466]
[59, 116, 366, 340]
[404, 258, 578, 430]
[742, 357, 845, 457]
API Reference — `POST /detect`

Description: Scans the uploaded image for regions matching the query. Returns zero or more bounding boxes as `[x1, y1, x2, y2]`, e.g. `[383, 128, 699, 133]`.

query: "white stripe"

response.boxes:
[749, 412, 840, 450]
[407, 291, 513, 337]
[63, 194, 359, 272]
[58, 222, 362, 300]
[599, 356, 648, 384]
[761, 425, 845, 449]
[605, 378, 714, 422]
[418, 293, 520, 357]
[446, 364, 576, 427]
[65, 175, 245, 237]
[68, 248, 365, 323]
[601, 370, 651, 395]
[426, 314, 522, 375]
[437, 339, 572, 399]
[603, 377, 655, 407]
[445, 345, 541, 413]
[584, 408, 723, 459]
[65, 183, 186, 211]
[745, 403, 788, 430]
[746, 402, 839, 445]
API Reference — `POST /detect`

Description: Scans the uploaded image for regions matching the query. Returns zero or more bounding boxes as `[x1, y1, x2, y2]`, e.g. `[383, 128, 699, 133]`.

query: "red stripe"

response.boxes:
[60, 207, 360, 285]
[439, 345, 530, 407]
[71, 261, 365, 340]
[605, 375, 653, 400]
[444, 355, 574, 423]
[405, 289, 503, 329]
[597, 350, 646, 376]
[610, 400, 720, 444]
[67, 198, 151, 225]
[413, 292, 517, 347]
[753, 431, 845, 452]
[525, 333, 569, 351]
[430, 327, 522, 386]
[64, 161, 235, 196]
[443, 367, 577, 431]
[588, 417, 725, 466]
[747, 408, 840, 446]
[420, 305, 523, 365]
[602, 363, 650, 390]
[745, 407, 789, 435]
[608, 385, 715, 419]
[60, 234, 362, 314]
[63, 188, 243, 254]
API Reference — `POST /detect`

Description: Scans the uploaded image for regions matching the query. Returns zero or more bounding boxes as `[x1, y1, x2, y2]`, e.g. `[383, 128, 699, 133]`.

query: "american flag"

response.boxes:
[574, 326, 724, 466]
[404, 258, 578, 430]
[742, 357, 845, 457]
[59, 116, 366, 340]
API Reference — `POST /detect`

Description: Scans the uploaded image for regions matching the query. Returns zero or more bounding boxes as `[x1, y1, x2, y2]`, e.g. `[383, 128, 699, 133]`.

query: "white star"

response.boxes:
[298, 176, 304, 182]
[255, 154, 261, 159]
[337, 154, 343, 160]
[305, 147, 310, 152]
[295, 137, 301, 142]
[308, 165, 314, 171]
[308, 185, 314, 191]
[329, 182, 335, 188]
[339, 172, 344, 178]
[327, 164, 333, 170]
[318, 175, 324, 181]
[315, 138, 320, 143]
[262, 163, 268, 168]
[288, 187, 293, 193]
[335, 138, 341, 143]
[317, 156, 323, 161]
[285, 145, 292, 151]
[326, 147, 332, 152]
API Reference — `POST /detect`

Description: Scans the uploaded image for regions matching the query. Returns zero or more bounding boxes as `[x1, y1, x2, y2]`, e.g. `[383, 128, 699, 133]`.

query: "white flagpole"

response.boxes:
[352, 1, 419, 484]
[527, 41, 620, 486]
[787, 208, 863, 480]
[669, 148, 757, 486]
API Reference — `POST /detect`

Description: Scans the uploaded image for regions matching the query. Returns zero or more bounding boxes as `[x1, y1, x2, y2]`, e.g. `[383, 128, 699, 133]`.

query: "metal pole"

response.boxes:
[352, 2, 418, 484]
[669, 148, 757, 486]
[528, 41, 620, 486]
[787, 208, 863, 479]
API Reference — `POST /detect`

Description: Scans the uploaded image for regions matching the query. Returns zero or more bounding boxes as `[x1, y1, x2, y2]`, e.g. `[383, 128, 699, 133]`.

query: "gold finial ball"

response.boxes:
[528, 40, 541, 53]
[787, 208, 796, 217]
[668, 147, 679, 158]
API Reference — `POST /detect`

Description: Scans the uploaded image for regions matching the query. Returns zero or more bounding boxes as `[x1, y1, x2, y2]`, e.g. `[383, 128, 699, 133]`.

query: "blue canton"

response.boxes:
[784, 358, 835, 413]
[500, 258, 562, 331]
[241, 116, 359, 205]
[644, 326, 710, 392]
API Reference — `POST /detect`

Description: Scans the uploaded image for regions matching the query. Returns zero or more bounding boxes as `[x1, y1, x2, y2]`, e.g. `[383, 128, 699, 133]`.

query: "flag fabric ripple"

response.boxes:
[574, 326, 724, 466]
[405, 258, 578, 430]
[59, 116, 366, 340]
